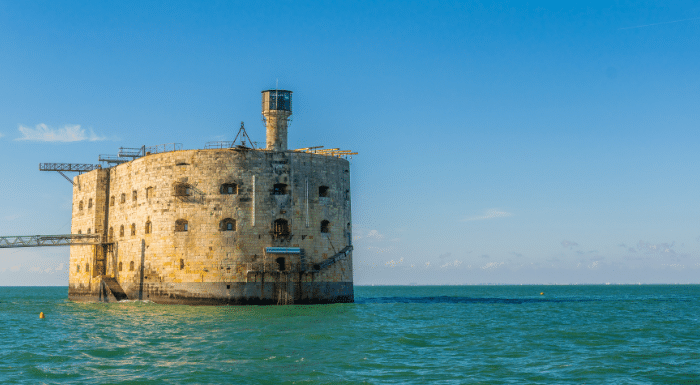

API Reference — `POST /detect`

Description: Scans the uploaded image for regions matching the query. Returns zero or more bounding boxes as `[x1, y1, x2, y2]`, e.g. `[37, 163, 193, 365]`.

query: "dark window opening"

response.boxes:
[313, 264, 320, 270]
[132, 191, 137, 201]
[78, 201, 84, 211]
[276, 257, 286, 271]
[131, 224, 136, 236]
[110, 196, 115, 206]
[221, 183, 238, 195]
[108, 227, 114, 242]
[272, 183, 288, 195]
[180, 258, 184, 270]
[226, 284, 231, 289]
[88, 199, 93, 209]
[319, 186, 329, 197]
[77, 264, 81, 272]
[174, 183, 191, 197]
[175, 219, 188, 232]
[145, 220, 152, 234]
[86, 263, 90, 272]
[119, 225, 124, 237]
[78, 230, 82, 234]
[87, 228, 91, 234]
[347, 222, 351, 230]
[146, 187, 153, 199]
[120, 193, 126, 204]
[272, 219, 290, 239]
[321, 220, 330, 233]
[118, 262, 123, 272]
[220, 218, 236, 231]
[129, 261, 134, 271]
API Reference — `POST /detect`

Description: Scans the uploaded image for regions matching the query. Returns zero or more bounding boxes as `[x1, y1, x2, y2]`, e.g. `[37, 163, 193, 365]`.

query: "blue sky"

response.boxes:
[1, 1, 699, 285]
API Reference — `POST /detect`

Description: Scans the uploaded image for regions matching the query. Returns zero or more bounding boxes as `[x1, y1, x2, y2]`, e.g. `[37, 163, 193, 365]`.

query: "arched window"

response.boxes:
[272, 219, 290, 239]
[175, 219, 188, 232]
[118, 262, 123, 271]
[272, 183, 288, 195]
[146, 187, 154, 199]
[109, 227, 114, 242]
[88, 198, 93, 209]
[110, 196, 115, 206]
[319, 186, 329, 197]
[220, 218, 236, 231]
[132, 190, 137, 201]
[119, 225, 124, 237]
[145, 220, 152, 234]
[321, 220, 330, 233]
[120, 193, 126, 204]
[78, 230, 82, 234]
[78, 201, 84, 211]
[129, 261, 134, 271]
[131, 223, 136, 236]
[221, 183, 238, 195]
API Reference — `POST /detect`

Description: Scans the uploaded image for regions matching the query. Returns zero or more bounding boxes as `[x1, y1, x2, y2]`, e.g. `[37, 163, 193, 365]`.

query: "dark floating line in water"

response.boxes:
[356, 296, 600, 305]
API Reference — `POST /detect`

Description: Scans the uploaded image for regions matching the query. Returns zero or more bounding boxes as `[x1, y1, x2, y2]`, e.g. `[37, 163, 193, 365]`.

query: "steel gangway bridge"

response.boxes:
[0, 234, 102, 248]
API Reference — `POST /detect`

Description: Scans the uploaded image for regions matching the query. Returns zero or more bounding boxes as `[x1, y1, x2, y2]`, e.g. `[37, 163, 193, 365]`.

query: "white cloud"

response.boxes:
[463, 208, 513, 221]
[10, 265, 20, 272]
[481, 262, 504, 270]
[561, 240, 579, 248]
[366, 230, 385, 239]
[0, 132, 4, 139]
[16, 123, 107, 142]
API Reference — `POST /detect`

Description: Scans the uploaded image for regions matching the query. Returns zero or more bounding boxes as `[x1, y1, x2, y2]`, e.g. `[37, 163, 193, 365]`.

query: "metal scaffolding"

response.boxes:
[0, 234, 101, 248]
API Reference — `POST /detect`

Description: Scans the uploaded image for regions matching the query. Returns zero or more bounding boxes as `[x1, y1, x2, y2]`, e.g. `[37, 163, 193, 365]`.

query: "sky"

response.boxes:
[1, 1, 699, 285]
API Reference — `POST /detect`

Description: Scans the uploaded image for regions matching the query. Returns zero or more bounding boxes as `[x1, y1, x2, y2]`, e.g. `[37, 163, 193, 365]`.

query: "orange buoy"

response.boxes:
[39, 312, 45, 319]
[540, 292, 544, 295]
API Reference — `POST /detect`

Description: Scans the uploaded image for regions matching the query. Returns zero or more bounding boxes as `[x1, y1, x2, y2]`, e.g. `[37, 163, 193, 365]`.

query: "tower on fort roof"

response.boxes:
[66, 88, 354, 305]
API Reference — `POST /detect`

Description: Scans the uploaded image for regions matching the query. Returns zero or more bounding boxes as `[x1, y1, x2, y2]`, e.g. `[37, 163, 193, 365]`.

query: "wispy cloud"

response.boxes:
[0, 132, 4, 139]
[463, 208, 513, 221]
[561, 240, 579, 248]
[619, 17, 700, 30]
[16, 123, 107, 142]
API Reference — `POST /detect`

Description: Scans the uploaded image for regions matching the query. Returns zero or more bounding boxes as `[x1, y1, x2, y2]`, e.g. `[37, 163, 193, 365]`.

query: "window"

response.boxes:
[119, 225, 124, 237]
[88, 198, 93, 209]
[87, 228, 91, 234]
[120, 193, 126, 204]
[221, 183, 238, 195]
[272, 219, 290, 239]
[220, 218, 236, 231]
[131, 223, 136, 236]
[77, 264, 81, 272]
[180, 258, 184, 270]
[109, 227, 114, 242]
[86, 263, 90, 272]
[78, 230, 82, 234]
[319, 186, 329, 197]
[321, 220, 330, 233]
[174, 183, 191, 196]
[132, 190, 137, 201]
[129, 261, 134, 271]
[276, 257, 286, 271]
[146, 187, 154, 199]
[175, 219, 188, 232]
[110, 196, 115, 206]
[78, 201, 84, 211]
[272, 183, 288, 195]
[145, 220, 152, 234]
[118, 262, 123, 272]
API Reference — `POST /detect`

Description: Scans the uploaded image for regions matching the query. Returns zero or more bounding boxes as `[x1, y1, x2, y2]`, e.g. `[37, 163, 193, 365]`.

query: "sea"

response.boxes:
[1, 285, 698, 384]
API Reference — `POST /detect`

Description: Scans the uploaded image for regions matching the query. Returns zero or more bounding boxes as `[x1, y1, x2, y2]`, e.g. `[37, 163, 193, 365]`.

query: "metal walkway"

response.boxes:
[0, 234, 101, 248]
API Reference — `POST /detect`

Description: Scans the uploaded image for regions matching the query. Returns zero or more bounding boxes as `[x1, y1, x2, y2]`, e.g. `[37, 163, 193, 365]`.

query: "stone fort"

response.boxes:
[69, 90, 354, 304]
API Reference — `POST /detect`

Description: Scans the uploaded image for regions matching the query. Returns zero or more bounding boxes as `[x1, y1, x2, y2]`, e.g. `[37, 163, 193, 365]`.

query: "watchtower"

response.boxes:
[261, 90, 292, 151]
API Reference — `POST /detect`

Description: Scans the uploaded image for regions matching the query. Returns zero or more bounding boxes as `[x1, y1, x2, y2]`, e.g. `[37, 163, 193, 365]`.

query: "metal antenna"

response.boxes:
[232, 121, 256, 149]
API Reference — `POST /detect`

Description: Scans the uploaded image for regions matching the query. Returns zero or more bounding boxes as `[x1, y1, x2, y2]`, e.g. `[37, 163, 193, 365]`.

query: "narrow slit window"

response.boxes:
[118, 262, 123, 272]
[120, 193, 126, 204]
[129, 261, 134, 271]
[88, 199, 93, 209]
[79, 201, 84, 211]
[145, 220, 152, 234]
[110, 196, 115, 206]
[132, 190, 137, 201]
[109, 227, 114, 242]
[131, 223, 136, 236]
[119, 225, 124, 237]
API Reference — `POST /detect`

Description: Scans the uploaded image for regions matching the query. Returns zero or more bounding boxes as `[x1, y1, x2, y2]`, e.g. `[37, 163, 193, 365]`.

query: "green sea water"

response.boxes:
[1, 285, 699, 384]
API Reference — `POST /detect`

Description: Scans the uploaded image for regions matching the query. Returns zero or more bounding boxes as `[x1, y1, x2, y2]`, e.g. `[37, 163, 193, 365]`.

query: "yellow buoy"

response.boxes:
[540, 292, 544, 295]
[39, 312, 45, 319]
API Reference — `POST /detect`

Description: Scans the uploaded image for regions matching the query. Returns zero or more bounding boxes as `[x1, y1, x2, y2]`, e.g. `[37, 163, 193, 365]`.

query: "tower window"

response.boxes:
[132, 190, 137, 201]
[180, 259, 184, 270]
[175, 219, 189, 232]
[129, 261, 134, 271]
[78, 230, 82, 234]
[174, 183, 191, 196]
[108, 227, 114, 242]
[272, 183, 288, 195]
[88, 199, 93, 209]
[221, 183, 238, 195]
[118, 262, 123, 272]
[86, 263, 90, 272]
[321, 220, 330, 233]
[145, 220, 152, 234]
[120, 193, 126, 204]
[146, 187, 154, 199]
[272, 219, 290, 239]
[276, 257, 286, 271]
[220, 218, 236, 231]
[110, 196, 115, 206]
[87, 228, 91, 234]
[77, 264, 81, 273]
[319, 186, 329, 197]
[119, 225, 124, 237]
[131, 223, 136, 236]
[78, 201, 84, 211]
